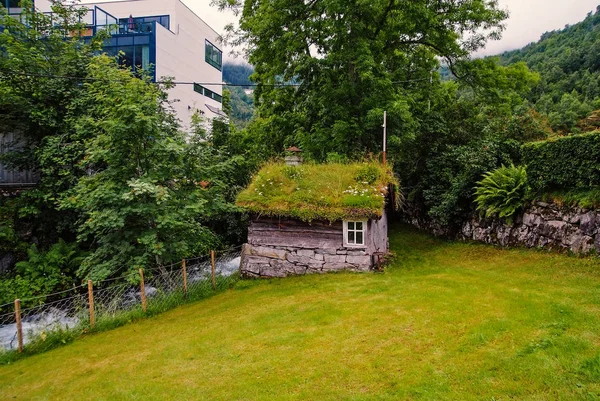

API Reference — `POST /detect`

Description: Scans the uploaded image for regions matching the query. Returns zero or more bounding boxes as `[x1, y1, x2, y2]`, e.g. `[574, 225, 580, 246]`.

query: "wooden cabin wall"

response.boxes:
[242, 217, 373, 278]
[366, 211, 388, 255]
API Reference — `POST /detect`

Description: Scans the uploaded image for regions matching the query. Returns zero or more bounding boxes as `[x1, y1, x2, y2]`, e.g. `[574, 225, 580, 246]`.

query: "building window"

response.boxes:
[344, 220, 366, 247]
[194, 83, 222, 103]
[107, 44, 150, 74]
[205, 40, 222, 71]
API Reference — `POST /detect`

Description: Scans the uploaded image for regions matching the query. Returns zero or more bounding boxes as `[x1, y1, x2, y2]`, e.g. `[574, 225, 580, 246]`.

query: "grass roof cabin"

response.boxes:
[236, 161, 399, 278]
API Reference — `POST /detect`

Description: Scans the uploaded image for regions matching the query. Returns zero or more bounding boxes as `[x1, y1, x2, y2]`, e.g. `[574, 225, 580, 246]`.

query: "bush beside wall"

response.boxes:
[523, 131, 600, 192]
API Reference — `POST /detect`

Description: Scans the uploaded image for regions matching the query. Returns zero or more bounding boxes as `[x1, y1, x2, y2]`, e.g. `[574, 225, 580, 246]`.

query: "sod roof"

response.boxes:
[236, 162, 399, 222]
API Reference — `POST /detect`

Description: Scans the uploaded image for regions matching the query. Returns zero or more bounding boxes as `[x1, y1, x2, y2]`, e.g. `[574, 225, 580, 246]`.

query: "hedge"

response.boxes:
[522, 130, 600, 192]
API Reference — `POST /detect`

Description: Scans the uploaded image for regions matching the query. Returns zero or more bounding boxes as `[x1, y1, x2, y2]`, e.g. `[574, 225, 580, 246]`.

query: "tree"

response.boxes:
[0, 0, 106, 245]
[214, 0, 509, 159]
[61, 56, 238, 279]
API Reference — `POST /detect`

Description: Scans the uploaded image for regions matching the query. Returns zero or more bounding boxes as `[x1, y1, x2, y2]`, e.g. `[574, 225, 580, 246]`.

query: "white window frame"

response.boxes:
[343, 220, 367, 247]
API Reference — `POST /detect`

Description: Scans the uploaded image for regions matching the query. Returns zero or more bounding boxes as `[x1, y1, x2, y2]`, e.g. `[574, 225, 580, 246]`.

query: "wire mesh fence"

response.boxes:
[0, 246, 242, 361]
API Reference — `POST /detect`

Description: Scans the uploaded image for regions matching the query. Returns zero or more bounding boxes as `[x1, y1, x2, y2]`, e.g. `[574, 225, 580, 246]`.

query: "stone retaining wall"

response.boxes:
[241, 244, 372, 278]
[460, 201, 600, 254]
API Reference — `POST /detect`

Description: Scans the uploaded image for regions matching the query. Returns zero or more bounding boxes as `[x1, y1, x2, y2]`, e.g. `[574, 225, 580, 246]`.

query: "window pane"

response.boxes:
[134, 45, 142, 69]
[119, 46, 134, 70]
[205, 40, 222, 70]
[104, 47, 118, 57]
[141, 45, 149, 70]
[348, 222, 354, 230]
[356, 222, 363, 230]
[348, 231, 355, 243]
[356, 231, 363, 245]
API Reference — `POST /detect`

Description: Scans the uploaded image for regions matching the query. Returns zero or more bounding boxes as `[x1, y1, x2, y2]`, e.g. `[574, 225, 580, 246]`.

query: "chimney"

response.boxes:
[284, 146, 303, 166]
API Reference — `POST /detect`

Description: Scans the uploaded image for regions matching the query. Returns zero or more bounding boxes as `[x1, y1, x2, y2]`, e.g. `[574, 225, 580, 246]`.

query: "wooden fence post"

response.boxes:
[210, 250, 216, 290]
[14, 299, 23, 353]
[139, 268, 147, 312]
[88, 280, 95, 328]
[182, 259, 188, 296]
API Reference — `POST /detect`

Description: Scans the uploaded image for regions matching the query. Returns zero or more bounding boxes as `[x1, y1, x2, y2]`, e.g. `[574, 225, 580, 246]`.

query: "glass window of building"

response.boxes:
[205, 40, 222, 71]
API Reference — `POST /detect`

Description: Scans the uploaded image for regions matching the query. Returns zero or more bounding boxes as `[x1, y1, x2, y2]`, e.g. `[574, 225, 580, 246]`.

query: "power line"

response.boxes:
[0, 69, 432, 87]
[0, 70, 300, 86]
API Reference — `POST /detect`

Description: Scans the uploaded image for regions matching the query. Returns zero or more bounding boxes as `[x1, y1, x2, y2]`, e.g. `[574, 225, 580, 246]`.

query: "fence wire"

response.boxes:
[0, 247, 242, 356]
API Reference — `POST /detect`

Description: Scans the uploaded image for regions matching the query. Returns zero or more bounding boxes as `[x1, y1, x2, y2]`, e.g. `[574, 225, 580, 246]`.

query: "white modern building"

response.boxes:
[36, 0, 226, 130]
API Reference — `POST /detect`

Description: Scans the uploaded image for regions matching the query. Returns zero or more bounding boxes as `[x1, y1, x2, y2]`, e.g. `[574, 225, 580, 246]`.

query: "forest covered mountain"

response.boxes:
[223, 62, 255, 127]
[498, 6, 600, 133]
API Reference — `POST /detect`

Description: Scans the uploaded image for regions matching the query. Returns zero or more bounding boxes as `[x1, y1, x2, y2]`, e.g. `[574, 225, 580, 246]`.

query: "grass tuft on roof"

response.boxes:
[236, 161, 399, 222]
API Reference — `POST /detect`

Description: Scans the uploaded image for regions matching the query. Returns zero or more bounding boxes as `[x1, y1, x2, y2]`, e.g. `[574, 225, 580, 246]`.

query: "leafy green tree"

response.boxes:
[0, 0, 106, 245]
[60, 56, 237, 280]
[214, 0, 509, 160]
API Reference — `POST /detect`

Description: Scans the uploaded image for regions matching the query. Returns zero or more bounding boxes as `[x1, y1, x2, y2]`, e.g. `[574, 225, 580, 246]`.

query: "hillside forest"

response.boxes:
[2, 0, 600, 305]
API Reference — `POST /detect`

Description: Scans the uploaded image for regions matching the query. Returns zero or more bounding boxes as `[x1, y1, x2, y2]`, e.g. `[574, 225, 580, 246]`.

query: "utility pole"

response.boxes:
[428, 70, 433, 113]
[382, 110, 387, 166]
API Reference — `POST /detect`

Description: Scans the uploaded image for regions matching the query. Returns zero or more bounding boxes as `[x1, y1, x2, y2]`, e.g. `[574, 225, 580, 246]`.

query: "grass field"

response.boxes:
[1, 225, 600, 400]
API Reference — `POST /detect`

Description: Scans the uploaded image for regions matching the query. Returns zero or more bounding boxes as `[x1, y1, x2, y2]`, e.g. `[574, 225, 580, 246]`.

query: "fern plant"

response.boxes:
[474, 164, 529, 222]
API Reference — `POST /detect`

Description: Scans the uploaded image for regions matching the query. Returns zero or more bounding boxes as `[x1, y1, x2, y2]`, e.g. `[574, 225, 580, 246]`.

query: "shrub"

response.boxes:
[522, 130, 600, 192]
[326, 152, 347, 164]
[474, 164, 529, 221]
[0, 240, 83, 310]
[355, 164, 380, 184]
[418, 139, 521, 227]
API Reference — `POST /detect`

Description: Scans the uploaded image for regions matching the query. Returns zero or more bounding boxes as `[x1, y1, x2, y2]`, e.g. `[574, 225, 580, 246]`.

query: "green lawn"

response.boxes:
[2, 225, 600, 400]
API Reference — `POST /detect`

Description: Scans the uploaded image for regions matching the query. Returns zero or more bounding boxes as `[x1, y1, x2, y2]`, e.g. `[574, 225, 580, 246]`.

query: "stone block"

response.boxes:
[594, 235, 600, 253]
[297, 249, 315, 257]
[306, 264, 322, 273]
[242, 262, 260, 275]
[538, 236, 550, 247]
[579, 212, 596, 236]
[461, 221, 473, 238]
[539, 220, 567, 239]
[293, 265, 308, 275]
[516, 225, 531, 243]
[294, 256, 315, 265]
[347, 250, 367, 256]
[249, 246, 287, 260]
[307, 261, 324, 269]
[241, 270, 260, 278]
[246, 256, 270, 265]
[322, 262, 348, 271]
[346, 255, 371, 266]
[496, 226, 514, 247]
[336, 250, 348, 255]
[522, 212, 541, 227]
[286, 253, 299, 263]
[324, 254, 346, 263]
[270, 259, 297, 270]
[315, 248, 337, 255]
[314, 254, 324, 261]
[259, 266, 287, 277]
[569, 234, 595, 254]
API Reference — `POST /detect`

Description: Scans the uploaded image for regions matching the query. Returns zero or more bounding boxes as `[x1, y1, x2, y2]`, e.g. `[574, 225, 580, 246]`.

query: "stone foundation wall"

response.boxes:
[241, 244, 372, 278]
[460, 201, 600, 254]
